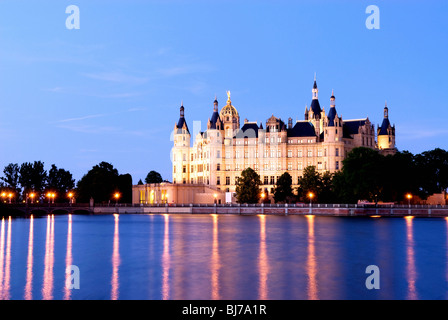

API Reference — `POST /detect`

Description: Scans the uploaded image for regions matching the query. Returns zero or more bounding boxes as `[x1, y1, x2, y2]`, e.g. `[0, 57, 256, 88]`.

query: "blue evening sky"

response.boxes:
[0, 0, 447, 183]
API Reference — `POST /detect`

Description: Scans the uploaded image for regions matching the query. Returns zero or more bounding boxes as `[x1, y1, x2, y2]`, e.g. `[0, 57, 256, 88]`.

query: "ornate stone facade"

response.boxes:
[169, 77, 396, 199]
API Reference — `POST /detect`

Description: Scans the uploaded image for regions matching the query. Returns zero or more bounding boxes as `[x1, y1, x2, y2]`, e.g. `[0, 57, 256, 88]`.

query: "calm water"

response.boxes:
[0, 213, 447, 300]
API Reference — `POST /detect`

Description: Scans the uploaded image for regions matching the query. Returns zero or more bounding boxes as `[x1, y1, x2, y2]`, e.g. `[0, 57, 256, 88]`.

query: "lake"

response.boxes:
[0, 213, 447, 300]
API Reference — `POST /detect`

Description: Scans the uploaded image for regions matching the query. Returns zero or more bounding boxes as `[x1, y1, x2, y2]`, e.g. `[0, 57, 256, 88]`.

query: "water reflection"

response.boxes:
[24, 215, 34, 300]
[42, 215, 55, 300]
[111, 214, 120, 300]
[258, 215, 268, 300]
[0, 217, 12, 300]
[306, 215, 318, 300]
[64, 214, 73, 300]
[0, 218, 4, 299]
[210, 214, 220, 300]
[405, 216, 417, 300]
[162, 214, 170, 300]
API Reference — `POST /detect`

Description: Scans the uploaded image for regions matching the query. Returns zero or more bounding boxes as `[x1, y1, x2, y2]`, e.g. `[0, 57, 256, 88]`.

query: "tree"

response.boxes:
[414, 148, 448, 199]
[1, 163, 20, 197]
[117, 173, 133, 203]
[297, 166, 322, 202]
[137, 179, 143, 185]
[46, 164, 75, 202]
[235, 167, 261, 204]
[145, 170, 163, 184]
[76, 161, 121, 203]
[319, 171, 335, 203]
[19, 161, 47, 198]
[337, 147, 385, 203]
[274, 172, 293, 203]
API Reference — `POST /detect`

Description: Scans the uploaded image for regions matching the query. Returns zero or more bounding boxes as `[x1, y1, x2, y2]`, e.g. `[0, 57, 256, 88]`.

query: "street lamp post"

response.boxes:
[214, 193, 217, 204]
[308, 192, 314, 214]
[68, 192, 74, 206]
[8, 193, 13, 204]
[406, 193, 412, 208]
[30, 192, 35, 204]
[114, 192, 120, 206]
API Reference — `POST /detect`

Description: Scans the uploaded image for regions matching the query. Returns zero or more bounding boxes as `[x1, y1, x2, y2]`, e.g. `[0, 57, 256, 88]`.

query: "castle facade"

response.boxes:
[133, 77, 396, 204]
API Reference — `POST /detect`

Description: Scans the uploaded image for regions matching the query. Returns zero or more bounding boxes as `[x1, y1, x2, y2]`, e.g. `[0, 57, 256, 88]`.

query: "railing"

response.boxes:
[126, 202, 448, 209]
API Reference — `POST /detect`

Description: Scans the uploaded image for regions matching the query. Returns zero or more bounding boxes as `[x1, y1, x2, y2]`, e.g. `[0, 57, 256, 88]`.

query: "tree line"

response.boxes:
[235, 147, 448, 204]
[0, 160, 165, 204]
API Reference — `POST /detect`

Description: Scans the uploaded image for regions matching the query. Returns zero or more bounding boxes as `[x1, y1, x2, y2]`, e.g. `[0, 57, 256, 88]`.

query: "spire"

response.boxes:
[176, 102, 189, 134]
[213, 95, 218, 112]
[384, 101, 388, 118]
[226, 90, 231, 104]
[312, 75, 318, 99]
[327, 90, 337, 126]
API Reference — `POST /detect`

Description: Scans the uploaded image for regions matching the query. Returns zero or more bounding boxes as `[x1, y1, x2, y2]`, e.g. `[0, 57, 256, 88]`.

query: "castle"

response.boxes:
[133, 77, 396, 204]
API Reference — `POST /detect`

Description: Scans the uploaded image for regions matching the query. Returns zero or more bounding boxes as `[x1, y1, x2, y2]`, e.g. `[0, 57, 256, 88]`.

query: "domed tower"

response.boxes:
[324, 89, 343, 142]
[219, 91, 240, 138]
[172, 102, 191, 184]
[377, 102, 396, 155]
[307, 74, 325, 138]
[207, 96, 224, 131]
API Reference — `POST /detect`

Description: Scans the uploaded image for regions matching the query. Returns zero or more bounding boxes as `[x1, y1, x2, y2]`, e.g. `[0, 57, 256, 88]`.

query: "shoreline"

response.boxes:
[2, 204, 448, 218]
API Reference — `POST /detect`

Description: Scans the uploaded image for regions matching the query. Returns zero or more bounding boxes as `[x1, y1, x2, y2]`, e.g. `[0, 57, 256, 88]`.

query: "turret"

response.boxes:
[377, 102, 396, 155]
[324, 90, 342, 142]
[172, 102, 191, 184]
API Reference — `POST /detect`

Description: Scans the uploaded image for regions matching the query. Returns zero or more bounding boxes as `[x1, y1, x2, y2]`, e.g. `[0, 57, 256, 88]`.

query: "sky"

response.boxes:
[0, 0, 447, 184]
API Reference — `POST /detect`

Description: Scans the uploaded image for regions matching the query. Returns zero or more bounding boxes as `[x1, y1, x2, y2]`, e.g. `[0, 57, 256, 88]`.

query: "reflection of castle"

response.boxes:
[133, 77, 396, 204]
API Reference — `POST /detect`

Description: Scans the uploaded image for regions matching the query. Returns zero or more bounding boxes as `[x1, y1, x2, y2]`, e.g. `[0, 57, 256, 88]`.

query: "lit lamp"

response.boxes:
[406, 193, 412, 207]
[261, 192, 266, 203]
[68, 192, 74, 205]
[114, 192, 120, 205]
[308, 192, 314, 207]
[1, 192, 6, 203]
[30, 192, 35, 204]
[165, 193, 169, 204]
[8, 193, 13, 204]
[214, 193, 217, 204]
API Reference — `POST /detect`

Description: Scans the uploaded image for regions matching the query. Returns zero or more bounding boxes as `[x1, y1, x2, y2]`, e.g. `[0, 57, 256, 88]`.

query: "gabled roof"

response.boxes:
[343, 119, 366, 137]
[234, 122, 259, 138]
[287, 121, 316, 137]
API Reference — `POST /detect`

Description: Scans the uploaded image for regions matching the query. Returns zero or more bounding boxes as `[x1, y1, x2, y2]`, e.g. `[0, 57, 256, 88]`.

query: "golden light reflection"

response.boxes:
[111, 214, 120, 300]
[211, 214, 220, 300]
[258, 214, 268, 300]
[446, 217, 448, 299]
[1, 217, 12, 300]
[306, 215, 318, 300]
[162, 214, 170, 300]
[405, 216, 417, 300]
[24, 215, 34, 300]
[64, 214, 73, 300]
[42, 215, 55, 300]
[0, 218, 5, 298]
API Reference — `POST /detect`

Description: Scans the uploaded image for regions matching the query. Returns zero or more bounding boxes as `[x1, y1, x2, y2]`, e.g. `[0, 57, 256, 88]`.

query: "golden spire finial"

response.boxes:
[226, 90, 231, 103]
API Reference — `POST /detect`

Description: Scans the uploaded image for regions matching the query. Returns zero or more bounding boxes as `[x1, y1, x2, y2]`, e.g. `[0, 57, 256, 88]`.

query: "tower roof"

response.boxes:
[310, 99, 322, 115]
[378, 118, 391, 135]
[176, 104, 189, 134]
